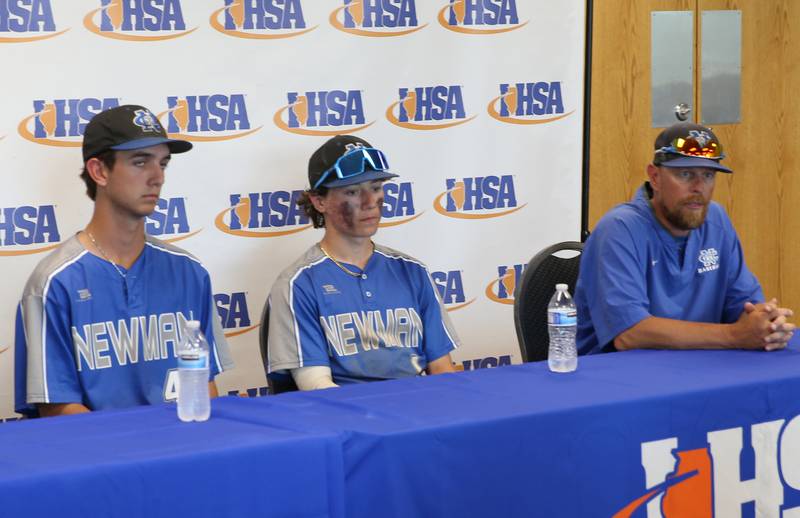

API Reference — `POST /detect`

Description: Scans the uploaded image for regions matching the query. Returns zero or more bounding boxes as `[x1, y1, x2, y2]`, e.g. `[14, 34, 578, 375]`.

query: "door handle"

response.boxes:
[674, 103, 691, 121]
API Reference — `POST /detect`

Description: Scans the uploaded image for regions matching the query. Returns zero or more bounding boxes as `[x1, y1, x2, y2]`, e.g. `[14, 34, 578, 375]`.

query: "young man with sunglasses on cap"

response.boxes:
[15, 105, 233, 417]
[265, 135, 459, 390]
[574, 122, 794, 355]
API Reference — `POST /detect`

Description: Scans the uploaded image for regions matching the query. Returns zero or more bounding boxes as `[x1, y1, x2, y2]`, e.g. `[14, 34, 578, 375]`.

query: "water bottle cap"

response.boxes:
[185, 320, 200, 329]
[556, 283, 568, 291]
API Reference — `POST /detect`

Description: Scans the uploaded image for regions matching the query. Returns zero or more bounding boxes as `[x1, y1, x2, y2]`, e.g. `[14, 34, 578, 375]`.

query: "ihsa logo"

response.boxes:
[431, 270, 475, 311]
[380, 181, 423, 227]
[215, 191, 312, 237]
[0, 205, 61, 256]
[84, 0, 196, 41]
[461, 355, 511, 370]
[434, 175, 526, 219]
[615, 415, 800, 517]
[145, 198, 202, 243]
[488, 82, 573, 125]
[210, 0, 316, 39]
[214, 291, 259, 338]
[485, 264, 524, 304]
[159, 94, 261, 141]
[330, 0, 425, 37]
[0, 0, 68, 42]
[274, 89, 374, 136]
[18, 98, 120, 147]
[386, 85, 476, 130]
[437, 0, 527, 34]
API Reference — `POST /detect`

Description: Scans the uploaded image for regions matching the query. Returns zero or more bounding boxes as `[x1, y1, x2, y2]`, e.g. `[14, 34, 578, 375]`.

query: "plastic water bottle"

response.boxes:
[547, 283, 578, 373]
[177, 320, 210, 422]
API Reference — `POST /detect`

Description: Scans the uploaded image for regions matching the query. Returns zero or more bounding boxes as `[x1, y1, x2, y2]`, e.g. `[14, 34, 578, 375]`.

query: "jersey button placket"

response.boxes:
[124, 277, 133, 306]
[361, 275, 374, 304]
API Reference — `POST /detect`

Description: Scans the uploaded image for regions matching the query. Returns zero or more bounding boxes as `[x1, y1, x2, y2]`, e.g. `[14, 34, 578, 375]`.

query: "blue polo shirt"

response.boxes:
[575, 183, 763, 355]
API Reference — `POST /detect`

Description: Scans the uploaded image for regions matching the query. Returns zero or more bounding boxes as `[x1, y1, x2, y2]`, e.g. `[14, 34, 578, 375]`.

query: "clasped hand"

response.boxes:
[736, 299, 795, 350]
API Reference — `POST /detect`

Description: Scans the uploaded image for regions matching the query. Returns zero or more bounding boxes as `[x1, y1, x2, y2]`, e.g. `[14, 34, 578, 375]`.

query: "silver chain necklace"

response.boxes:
[86, 231, 127, 279]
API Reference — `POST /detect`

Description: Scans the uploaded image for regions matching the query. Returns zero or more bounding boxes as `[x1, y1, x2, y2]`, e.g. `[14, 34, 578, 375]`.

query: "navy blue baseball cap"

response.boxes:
[82, 104, 192, 162]
[653, 122, 732, 173]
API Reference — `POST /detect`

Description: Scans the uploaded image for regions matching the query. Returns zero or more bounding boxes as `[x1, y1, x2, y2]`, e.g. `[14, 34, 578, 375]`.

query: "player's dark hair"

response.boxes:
[298, 187, 329, 228]
[80, 150, 117, 201]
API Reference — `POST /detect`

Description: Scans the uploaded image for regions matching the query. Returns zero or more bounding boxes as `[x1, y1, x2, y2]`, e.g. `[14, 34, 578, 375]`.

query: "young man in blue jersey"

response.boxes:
[266, 135, 459, 390]
[575, 122, 794, 354]
[14, 105, 234, 417]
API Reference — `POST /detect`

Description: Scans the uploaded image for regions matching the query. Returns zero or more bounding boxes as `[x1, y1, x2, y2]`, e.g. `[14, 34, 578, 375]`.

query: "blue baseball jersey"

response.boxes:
[15, 235, 234, 415]
[575, 183, 763, 355]
[267, 243, 460, 384]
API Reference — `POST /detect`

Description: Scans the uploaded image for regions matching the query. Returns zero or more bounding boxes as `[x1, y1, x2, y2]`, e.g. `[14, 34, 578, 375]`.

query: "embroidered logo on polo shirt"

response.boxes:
[322, 284, 340, 295]
[697, 248, 719, 274]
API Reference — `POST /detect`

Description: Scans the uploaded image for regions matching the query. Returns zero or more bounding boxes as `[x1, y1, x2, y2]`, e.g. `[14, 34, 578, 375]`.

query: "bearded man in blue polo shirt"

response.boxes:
[575, 122, 794, 354]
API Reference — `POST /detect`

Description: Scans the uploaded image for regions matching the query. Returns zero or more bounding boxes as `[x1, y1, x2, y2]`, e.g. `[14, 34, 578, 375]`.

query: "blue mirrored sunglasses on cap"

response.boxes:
[313, 147, 390, 189]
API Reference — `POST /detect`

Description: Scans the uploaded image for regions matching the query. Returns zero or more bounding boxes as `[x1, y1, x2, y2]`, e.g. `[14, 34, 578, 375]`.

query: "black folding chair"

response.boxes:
[259, 300, 299, 394]
[513, 241, 583, 362]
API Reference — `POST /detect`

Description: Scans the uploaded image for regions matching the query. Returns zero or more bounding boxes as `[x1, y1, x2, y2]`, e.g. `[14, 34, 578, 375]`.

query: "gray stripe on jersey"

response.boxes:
[144, 235, 234, 373]
[267, 245, 327, 373]
[20, 235, 87, 403]
[373, 245, 461, 353]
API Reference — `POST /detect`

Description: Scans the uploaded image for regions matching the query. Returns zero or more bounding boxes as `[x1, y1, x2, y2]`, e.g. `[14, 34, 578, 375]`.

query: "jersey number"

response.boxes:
[163, 369, 178, 402]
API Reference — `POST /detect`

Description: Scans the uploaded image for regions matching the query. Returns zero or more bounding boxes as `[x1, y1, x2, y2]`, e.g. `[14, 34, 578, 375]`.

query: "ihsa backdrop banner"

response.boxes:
[0, 0, 585, 419]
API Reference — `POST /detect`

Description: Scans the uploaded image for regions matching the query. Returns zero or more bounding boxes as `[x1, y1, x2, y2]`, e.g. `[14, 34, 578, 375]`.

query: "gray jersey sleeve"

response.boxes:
[266, 246, 328, 373]
[16, 237, 87, 409]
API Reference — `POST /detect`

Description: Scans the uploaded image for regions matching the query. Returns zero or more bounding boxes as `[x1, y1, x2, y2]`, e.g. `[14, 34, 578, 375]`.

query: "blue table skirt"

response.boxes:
[218, 348, 800, 517]
[2, 347, 800, 517]
[0, 402, 345, 518]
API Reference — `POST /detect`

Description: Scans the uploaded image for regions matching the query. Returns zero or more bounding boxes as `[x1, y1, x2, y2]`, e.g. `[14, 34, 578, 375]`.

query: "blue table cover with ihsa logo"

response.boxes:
[1, 345, 799, 517]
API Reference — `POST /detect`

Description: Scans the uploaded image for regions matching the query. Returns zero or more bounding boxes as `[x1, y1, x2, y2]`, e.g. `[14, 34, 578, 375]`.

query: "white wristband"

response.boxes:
[291, 366, 339, 391]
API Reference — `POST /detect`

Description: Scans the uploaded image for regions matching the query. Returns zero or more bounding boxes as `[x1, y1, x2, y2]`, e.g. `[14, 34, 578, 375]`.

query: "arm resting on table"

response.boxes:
[427, 353, 456, 375]
[615, 301, 795, 352]
[292, 366, 339, 390]
[37, 403, 91, 417]
[38, 383, 219, 417]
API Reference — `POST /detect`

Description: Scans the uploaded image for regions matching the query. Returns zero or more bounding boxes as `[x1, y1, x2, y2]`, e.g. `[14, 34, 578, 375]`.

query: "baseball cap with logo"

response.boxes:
[653, 122, 732, 173]
[308, 135, 398, 190]
[82, 104, 192, 162]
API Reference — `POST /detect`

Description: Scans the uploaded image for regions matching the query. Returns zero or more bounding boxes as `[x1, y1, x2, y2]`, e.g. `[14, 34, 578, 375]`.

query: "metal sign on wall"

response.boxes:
[0, 0, 586, 419]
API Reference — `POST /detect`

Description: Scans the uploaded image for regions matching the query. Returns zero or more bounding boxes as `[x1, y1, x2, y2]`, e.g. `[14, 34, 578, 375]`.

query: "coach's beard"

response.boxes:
[664, 196, 709, 231]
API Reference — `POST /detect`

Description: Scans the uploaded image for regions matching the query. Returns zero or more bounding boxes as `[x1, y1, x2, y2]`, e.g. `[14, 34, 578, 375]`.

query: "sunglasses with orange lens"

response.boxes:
[657, 134, 725, 162]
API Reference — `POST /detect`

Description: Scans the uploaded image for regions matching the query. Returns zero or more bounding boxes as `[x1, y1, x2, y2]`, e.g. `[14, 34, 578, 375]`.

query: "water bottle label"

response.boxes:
[178, 354, 208, 370]
[548, 309, 577, 326]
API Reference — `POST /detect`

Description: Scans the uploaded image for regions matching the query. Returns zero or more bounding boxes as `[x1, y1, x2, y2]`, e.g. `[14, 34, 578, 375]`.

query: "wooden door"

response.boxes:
[588, 0, 800, 311]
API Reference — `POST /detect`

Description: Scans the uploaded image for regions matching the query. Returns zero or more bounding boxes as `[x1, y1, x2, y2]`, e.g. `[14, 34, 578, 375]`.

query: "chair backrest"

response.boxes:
[258, 300, 299, 394]
[513, 241, 583, 363]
